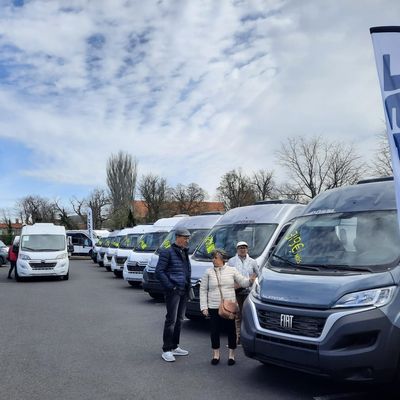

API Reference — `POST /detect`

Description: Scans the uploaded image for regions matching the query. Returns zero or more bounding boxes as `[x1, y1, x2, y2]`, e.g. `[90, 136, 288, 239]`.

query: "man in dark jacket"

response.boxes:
[156, 228, 191, 362]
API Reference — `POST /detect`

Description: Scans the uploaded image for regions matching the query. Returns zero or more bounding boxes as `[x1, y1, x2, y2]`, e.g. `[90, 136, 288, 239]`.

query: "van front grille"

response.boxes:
[127, 264, 144, 272]
[257, 310, 326, 338]
[116, 256, 127, 265]
[29, 262, 57, 270]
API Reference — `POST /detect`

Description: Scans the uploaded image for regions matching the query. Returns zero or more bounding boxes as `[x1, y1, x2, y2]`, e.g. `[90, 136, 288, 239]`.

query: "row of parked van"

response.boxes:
[88, 177, 400, 385]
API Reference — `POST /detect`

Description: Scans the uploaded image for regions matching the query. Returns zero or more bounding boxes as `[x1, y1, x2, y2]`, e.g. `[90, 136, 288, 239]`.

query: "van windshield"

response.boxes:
[156, 229, 209, 255]
[21, 234, 66, 252]
[271, 210, 400, 271]
[120, 234, 141, 249]
[193, 223, 277, 261]
[136, 232, 168, 252]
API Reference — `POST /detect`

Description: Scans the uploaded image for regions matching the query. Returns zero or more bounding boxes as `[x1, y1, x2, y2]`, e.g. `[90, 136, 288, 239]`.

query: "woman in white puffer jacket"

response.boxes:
[200, 249, 255, 366]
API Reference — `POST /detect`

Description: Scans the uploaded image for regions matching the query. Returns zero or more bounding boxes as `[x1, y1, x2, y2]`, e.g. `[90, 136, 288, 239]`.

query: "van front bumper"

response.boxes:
[17, 259, 69, 277]
[142, 270, 164, 294]
[241, 297, 400, 382]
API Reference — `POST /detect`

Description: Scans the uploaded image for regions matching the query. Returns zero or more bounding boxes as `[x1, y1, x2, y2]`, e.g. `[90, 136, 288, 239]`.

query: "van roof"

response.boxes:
[22, 223, 66, 235]
[304, 180, 396, 215]
[172, 214, 222, 230]
[215, 203, 305, 225]
[153, 216, 189, 229]
[117, 225, 154, 236]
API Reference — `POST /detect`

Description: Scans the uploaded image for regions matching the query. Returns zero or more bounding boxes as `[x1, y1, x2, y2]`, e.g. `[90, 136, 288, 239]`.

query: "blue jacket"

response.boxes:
[155, 243, 191, 292]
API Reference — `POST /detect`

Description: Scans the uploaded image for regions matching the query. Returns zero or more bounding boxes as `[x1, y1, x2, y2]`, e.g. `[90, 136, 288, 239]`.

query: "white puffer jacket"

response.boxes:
[200, 264, 251, 310]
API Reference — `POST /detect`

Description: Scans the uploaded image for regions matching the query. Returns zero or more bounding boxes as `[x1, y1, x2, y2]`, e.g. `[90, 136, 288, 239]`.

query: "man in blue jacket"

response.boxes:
[156, 228, 191, 362]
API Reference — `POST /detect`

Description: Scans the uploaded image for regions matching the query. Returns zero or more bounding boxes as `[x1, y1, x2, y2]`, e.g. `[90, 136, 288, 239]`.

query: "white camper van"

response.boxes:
[143, 213, 222, 299]
[186, 201, 305, 318]
[122, 216, 188, 286]
[110, 225, 154, 277]
[16, 223, 69, 281]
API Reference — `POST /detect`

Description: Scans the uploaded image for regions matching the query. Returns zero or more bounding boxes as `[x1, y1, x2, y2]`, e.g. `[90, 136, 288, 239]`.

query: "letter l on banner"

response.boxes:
[370, 26, 400, 230]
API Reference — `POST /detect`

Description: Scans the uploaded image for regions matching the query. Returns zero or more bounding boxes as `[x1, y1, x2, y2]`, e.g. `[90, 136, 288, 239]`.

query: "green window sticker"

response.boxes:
[162, 239, 171, 249]
[286, 231, 305, 264]
[205, 236, 215, 254]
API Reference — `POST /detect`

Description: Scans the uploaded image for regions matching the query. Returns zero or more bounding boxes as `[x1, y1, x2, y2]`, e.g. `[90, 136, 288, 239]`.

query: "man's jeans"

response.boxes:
[162, 290, 188, 352]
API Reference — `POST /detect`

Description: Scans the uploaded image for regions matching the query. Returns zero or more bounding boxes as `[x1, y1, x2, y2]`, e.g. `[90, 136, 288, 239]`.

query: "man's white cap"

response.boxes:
[236, 241, 248, 247]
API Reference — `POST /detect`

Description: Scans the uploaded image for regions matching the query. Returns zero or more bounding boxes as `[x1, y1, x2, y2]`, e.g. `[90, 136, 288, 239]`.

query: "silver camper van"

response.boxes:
[242, 177, 400, 383]
[186, 200, 305, 318]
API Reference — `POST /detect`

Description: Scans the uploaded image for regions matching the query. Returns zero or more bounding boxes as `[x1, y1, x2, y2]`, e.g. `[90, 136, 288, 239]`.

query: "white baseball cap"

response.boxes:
[236, 241, 248, 248]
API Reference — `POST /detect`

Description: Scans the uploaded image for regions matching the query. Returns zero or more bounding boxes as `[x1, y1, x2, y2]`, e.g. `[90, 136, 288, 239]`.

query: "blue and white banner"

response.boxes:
[370, 26, 400, 228]
[86, 207, 94, 243]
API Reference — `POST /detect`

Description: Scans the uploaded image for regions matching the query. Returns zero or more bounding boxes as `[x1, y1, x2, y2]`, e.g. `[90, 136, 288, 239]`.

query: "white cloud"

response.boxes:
[0, 0, 397, 206]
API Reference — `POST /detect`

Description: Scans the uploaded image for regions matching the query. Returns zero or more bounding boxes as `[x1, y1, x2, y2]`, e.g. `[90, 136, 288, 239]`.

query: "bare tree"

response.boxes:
[325, 143, 363, 188]
[54, 200, 78, 230]
[86, 188, 110, 229]
[70, 189, 110, 229]
[275, 183, 306, 203]
[217, 169, 256, 210]
[16, 195, 57, 224]
[138, 174, 170, 222]
[277, 136, 363, 200]
[106, 151, 138, 227]
[70, 197, 86, 225]
[371, 132, 393, 176]
[171, 183, 208, 214]
[251, 169, 276, 201]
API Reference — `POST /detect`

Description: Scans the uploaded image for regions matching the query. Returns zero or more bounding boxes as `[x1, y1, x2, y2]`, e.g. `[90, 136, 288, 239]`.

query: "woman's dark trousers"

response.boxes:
[209, 308, 237, 350]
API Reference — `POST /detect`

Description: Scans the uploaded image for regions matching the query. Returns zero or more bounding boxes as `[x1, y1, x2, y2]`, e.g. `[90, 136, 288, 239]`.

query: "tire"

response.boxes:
[113, 271, 123, 278]
[149, 292, 164, 301]
[128, 281, 141, 287]
[0, 255, 6, 266]
[62, 272, 69, 281]
[99, 261, 104, 267]
[15, 268, 22, 282]
[105, 265, 111, 272]
[185, 314, 204, 321]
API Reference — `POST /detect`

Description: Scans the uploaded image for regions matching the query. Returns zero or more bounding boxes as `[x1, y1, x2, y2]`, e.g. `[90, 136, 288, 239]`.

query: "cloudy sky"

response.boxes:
[0, 0, 399, 213]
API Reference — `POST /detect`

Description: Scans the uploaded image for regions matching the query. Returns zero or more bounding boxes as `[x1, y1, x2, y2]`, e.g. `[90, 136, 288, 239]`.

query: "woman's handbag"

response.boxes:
[214, 269, 238, 320]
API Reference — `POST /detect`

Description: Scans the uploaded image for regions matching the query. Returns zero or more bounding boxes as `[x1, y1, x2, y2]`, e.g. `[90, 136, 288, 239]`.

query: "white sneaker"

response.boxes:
[162, 351, 176, 362]
[172, 346, 189, 356]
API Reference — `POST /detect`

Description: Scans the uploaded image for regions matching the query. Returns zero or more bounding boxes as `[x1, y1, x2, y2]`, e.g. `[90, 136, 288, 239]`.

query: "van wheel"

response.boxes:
[128, 281, 141, 287]
[15, 268, 21, 282]
[63, 272, 69, 281]
[149, 292, 164, 301]
[113, 271, 122, 278]
[105, 265, 111, 272]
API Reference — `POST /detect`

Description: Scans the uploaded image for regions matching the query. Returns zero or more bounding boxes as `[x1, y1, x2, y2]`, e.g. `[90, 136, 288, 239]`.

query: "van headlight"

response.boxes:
[251, 277, 261, 300]
[333, 286, 396, 308]
[56, 253, 67, 259]
[20, 254, 31, 260]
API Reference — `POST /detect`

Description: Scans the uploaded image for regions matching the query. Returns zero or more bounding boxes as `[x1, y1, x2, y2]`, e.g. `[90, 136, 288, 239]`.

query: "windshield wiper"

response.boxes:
[271, 254, 320, 271]
[318, 264, 373, 273]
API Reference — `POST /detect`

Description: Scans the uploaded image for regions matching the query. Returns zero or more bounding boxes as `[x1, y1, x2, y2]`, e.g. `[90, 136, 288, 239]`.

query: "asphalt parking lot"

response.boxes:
[0, 259, 396, 400]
